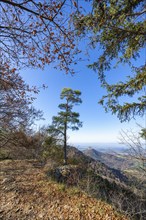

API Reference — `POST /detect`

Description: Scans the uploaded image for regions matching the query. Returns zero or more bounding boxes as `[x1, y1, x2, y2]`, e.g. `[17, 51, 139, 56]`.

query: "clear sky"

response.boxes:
[19, 1, 145, 146]
[20, 46, 145, 145]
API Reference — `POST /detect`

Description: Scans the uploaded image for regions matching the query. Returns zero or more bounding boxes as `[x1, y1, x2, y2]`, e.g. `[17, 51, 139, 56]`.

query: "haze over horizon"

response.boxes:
[21, 63, 144, 145]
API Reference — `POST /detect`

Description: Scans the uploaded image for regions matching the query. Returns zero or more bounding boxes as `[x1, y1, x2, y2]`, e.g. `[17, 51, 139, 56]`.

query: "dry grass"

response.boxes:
[0, 160, 129, 220]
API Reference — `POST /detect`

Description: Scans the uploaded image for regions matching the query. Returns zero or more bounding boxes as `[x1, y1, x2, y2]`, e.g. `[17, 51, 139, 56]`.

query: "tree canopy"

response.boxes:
[48, 88, 82, 164]
[0, 65, 43, 131]
[1, 0, 145, 124]
[0, 1, 80, 132]
[0, 0, 79, 73]
[74, 0, 146, 122]
[0, 0, 77, 133]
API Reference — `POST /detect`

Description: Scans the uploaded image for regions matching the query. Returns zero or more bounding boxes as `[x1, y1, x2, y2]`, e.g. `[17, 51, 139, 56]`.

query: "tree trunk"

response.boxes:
[63, 122, 67, 165]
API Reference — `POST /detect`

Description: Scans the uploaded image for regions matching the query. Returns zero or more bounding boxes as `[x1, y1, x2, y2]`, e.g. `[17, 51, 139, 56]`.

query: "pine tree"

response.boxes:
[74, 0, 146, 121]
[48, 88, 82, 165]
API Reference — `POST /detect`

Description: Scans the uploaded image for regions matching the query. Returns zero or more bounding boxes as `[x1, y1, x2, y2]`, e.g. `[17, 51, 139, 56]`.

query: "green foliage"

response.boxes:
[67, 157, 82, 165]
[42, 136, 64, 163]
[74, 0, 146, 121]
[140, 128, 146, 140]
[0, 149, 11, 160]
[99, 68, 146, 121]
[60, 88, 82, 105]
[48, 88, 82, 164]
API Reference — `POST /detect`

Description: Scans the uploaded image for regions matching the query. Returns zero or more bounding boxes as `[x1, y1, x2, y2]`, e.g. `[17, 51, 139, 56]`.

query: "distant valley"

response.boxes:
[82, 147, 138, 171]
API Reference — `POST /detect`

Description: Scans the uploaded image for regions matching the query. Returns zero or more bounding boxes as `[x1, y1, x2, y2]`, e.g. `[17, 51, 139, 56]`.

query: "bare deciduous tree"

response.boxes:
[0, 63, 42, 131]
[0, 0, 80, 73]
[119, 128, 146, 173]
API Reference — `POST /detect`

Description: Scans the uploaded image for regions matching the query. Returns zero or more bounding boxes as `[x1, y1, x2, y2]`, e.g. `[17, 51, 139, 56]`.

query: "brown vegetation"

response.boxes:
[0, 160, 128, 220]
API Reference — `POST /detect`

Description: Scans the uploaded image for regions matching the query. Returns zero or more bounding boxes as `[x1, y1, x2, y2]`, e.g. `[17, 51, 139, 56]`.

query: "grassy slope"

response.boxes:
[0, 160, 128, 220]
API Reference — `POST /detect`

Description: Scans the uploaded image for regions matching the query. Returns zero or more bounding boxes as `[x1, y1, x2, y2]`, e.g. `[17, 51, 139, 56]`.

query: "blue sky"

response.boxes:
[21, 50, 145, 145]
[20, 1, 145, 146]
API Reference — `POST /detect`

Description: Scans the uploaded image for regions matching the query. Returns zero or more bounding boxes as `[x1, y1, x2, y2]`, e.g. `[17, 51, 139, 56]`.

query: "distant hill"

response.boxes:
[83, 147, 136, 171]
[68, 146, 128, 183]
[82, 148, 146, 198]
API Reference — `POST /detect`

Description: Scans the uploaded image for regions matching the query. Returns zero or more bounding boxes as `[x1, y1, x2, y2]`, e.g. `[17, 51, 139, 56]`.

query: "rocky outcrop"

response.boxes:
[48, 164, 86, 186]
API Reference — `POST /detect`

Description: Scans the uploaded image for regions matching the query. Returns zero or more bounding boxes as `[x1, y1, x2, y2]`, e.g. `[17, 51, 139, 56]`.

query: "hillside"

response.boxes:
[83, 148, 136, 171]
[0, 145, 145, 219]
[0, 159, 128, 220]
